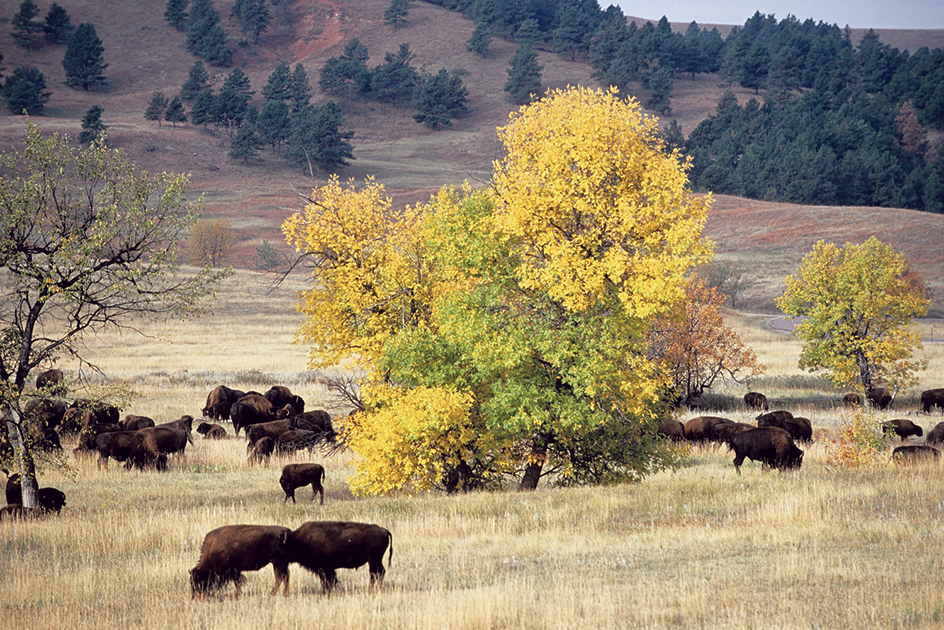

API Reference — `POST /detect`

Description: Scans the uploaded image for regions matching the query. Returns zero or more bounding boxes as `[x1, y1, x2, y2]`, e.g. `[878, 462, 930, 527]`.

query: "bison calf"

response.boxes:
[248, 437, 275, 466]
[190, 524, 291, 598]
[283, 521, 392, 594]
[280, 463, 325, 504]
[729, 426, 804, 474]
[892, 445, 941, 464]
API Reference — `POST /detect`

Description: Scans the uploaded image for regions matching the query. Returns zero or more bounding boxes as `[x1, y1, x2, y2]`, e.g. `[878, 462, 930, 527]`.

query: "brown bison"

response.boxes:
[3, 473, 67, 514]
[121, 415, 155, 431]
[867, 387, 893, 410]
[743, 392, 768, 411]
[282, 521, 392, 594]
[657, 418, 686, 442]
[35, 368, 64, 392]
[711, 421, 756, 443]
[248, 437, 275, 466]
[882, 419, 923, 441]
[197, 422, 227, 439]
[69, 399, 120, 426]
[280, 463, 326, 504]
[729, 426, 804, 474]
[293, 410, 337, 441]
[843, 393, 862, 407]
[202, 385, 246, 421]
[892, 444, 941, 464]
[135, 426, 190, 465]
[264, 386, 305, 414]
[92, 431, 140, 468]
[246, 418, 295, 445]
[921, 388, 944, 414]
[926, 422, 944, 445]
[682, 416, 733, 442]
[159, 415, 194, 436]
[756, 410, 794, 428]
[782, 416, 813, 444]
[190, 524, 292, 598]
[231, 395, 276, 436]
[276, 430, 320, 455]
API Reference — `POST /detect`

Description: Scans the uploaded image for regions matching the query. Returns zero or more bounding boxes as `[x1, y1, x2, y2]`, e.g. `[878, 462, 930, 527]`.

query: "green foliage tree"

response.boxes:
[0, 121, 227, 508]
[256, 99, 291, 152]
[78, 104, 107, 143]
[63, 23, 108, 91]
[384, 0, 409, 28]
[164, 0, 188, 30]
[12, 0, 43, 49]
[283, 87, 711, 494]
[262, 61, 292, 102]
[43, 3, 74, 45]
[145, 90, 169, 127]
[319, 40, 371, 97]
[186, 0, 231, 66]
[504, 43, 542, 105]
[164, 95, 187, 126]
[229, 123, 263, 164]
[237, 0, 270, 44]
[368, 43, 418, 103]
[289, 63, 314, 113]
[412, 69, 469, 129]
[466, 21, 492, 57]
[180, 60, 210, 101]
[3, 67, 51, 114]
[213, 68, 253, 135]
[189, 87, 215, 127]
[777, 237, 929, 395]
[284, 102, 354, 173]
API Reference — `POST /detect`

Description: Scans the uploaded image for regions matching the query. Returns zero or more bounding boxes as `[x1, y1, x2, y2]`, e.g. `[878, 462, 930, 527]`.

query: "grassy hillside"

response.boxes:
[2, 0, 944, 307]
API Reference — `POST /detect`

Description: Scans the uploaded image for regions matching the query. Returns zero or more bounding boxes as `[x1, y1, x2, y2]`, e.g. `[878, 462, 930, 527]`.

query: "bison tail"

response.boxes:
[387, 532, 393, 567]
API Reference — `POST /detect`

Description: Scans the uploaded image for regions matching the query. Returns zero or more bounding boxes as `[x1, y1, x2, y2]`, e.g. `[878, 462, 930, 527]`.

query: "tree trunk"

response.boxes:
[4, 407, 38, 509]
[519, 431, 551, 492]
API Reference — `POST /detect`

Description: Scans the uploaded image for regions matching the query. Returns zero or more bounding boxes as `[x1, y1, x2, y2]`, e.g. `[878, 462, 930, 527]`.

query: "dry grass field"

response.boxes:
[5, 269, 944, 629]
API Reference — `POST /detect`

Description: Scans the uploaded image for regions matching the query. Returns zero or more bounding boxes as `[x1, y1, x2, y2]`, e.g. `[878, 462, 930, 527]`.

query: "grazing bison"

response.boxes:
[3, 473, 67, 513]
[892, 444, 941, 464]
[121, 415, 155, 431]
[843, 393, 863, 407]
[782, 416, 813, 444]
[277, 430, 319, 455]
[921, 388, 944, 414]
[70, 399, 120, 426]
[926, 422, 944, 445]
[293, 410, 336, 441]
[729, 427, 804, 474]
[264, 386, 305, 414]
[190, 524, 292, 598]
[92, 431, 142, 469]
[867, 387, 893, 410]
[657, 418, 686, 442]
[197, 422, 227, 439]
[682, 416, 733, 442]
[280, 463, 326, 504]
[231, 395, 276, 436]
[882, 419, 923, 441]
[159, 415, 194, 436]
[248, 437, 275, 466]
[283, 521, 392, 594]
[744, 392, 768, 411]
[246, 419, 295, 446]
[756, 410, 794, 428]
[35, 368, 64, 392]
[135, 426, 190, 463]
[202, 385, 246, 421]
[711, 421, 755, 443]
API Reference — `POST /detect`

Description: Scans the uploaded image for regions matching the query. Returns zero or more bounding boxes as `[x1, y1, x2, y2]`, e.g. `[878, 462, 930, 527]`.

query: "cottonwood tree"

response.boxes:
[648, 276, 764, 406]
[0, 121, 227, 509]
[777, 237, 929, 395]
[186, 219, 235, 266]
[283, 87, 712, 495]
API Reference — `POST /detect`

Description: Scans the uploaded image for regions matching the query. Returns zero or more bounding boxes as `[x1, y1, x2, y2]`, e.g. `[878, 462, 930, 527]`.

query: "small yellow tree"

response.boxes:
[777, 237, 928, 394]
[186, 219, 235, 267]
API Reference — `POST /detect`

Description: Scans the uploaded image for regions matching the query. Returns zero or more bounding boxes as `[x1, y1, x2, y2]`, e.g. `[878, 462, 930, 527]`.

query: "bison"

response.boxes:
[292, 410, 336, 441]
[197, 422, 227, 439]
[843, 393, 862, 407]
[921, 388, 944, 414]
[264, 386, 305, 414]
[867, 387, 893, 410]
[682, 416, 733, 442]
[132, 426, 189, 468]
[280, 463, 325, 504]
[282, 521, 392, 594]
[782, 416, 813, 444]
[744, 392, 768, 411]
[69, 399, 119, 426]
[190, 524, 292, 598]
[159, 415, 194, 436]
[756, 410, 794, 428]
[657, 418, 686, 442]
[248, 437, 275, 466]
[92, 431, 143, 469]
[926, 422, 944, 445]
[882, 419, 923, 441]
[246, 418, 295, 446]
[121, 415, 155, 431]
[892, 444, 941, 464]
[729, 426, 804, 474]
[3, 473, 67, 514]
[711, 421, 756, 443]
[231, 395, 276, 436]
[202, 385, 246, 421]
[35, 368, 64, 392]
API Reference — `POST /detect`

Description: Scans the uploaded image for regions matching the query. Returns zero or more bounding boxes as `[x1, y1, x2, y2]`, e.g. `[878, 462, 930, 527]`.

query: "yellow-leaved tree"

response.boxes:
[284, 87, 713, 494]
[776, 237, 929, 395]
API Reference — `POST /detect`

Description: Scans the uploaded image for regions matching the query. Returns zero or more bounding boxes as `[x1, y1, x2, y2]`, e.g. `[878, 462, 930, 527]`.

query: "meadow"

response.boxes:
[3, 268, 944, 629]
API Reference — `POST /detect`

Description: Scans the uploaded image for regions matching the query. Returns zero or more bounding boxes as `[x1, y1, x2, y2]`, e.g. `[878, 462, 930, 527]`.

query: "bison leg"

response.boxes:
[368, 564, 386, 592]
[318, 569, 338, 595]
[732, 453, 745, 474]
[284, 488, 296, 503]
[270, 561, 290, 596]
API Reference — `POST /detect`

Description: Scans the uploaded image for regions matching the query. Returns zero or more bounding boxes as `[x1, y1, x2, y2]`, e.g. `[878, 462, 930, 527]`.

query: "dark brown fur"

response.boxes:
[882, 419, 923, 440]
[231, 395, 276, 436]
[248, 437, 275, 466]
[121, 415, 155, 431]
[283, 521, 392, 594]
[682, 416, 732, 442]
[743, 392, 768, 411]
[921, 388, 944, 414]
[280, 463, 325, 504]
[892, 444, 940, 464]
[729, 426, 804, 474]
[756, 410, 794, 428]
[867, 387, 893, 410]
[190, 524, 291, 598]
[202, 385, 245, 421]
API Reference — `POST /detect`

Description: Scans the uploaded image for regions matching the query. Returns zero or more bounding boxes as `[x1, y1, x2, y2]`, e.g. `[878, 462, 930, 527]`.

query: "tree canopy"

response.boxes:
[283, 87, 711, 495]
[776, 237, 929, 394]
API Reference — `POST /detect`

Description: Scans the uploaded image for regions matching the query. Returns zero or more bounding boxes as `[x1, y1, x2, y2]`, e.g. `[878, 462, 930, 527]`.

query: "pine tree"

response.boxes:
[412, 69, 469, 129]
[284, 102, 354, 173]
[237, 0, 270, 44]
[504, 43, 543, 105]
[3, 66, 51, 114]
[164, 0, 189, 31]
[12, 0, 43, 49]
[384, 0, 409, 28]
[186, 0, 231, 66]
[180, 60, 210, 102]
[63, 23, 108, 91]
[467, 21, 492, 57]
[145, 90, 169, 127]
[256, 99, 291, 152]
[514, 18, 542, 46]
[368, 43, 418, 103]
[262, 61, 292, 102]
[43, 3, 74, 45]
[289, 63, 313, 113]
[189, 88, 215, 127]
[229, 124, 264, 164]
[78, 105, 107, 143]
[164, 96, 187, 126]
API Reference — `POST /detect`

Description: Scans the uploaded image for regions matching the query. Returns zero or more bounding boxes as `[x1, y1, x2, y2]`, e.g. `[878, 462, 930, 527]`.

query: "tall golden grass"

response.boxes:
[4, 269, 944, 629]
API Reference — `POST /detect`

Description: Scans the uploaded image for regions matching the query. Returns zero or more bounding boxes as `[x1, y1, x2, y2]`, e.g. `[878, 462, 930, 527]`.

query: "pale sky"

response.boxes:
[606, 1, 944, 30]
